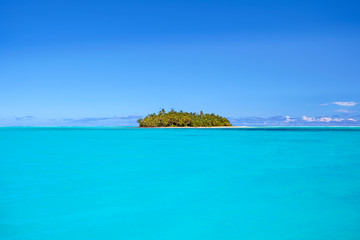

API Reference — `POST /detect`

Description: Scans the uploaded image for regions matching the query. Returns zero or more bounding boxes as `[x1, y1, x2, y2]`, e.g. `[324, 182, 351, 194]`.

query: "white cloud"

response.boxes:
[318, 117, 332, 122]
[303, 116, 316, 122]
[333, 102, 358, 107]
[336, 109, 352, 113]
[285, 116, 296, 123]
[302, 116, 346, 122]
[332, 118, 344, 122]
[348, 118, 357, 122]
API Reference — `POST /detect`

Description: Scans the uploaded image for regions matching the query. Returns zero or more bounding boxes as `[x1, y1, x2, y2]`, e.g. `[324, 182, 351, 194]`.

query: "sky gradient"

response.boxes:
[1, 0, 360, 126]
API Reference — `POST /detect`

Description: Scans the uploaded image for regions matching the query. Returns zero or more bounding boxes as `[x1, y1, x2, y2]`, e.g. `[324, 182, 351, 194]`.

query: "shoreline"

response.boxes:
[1, 126, 360, 128]
[139, 126, 360, 128]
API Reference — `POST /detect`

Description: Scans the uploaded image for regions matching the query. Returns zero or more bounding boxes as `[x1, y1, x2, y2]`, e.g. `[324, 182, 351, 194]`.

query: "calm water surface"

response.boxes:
[1, 127, 360, 239]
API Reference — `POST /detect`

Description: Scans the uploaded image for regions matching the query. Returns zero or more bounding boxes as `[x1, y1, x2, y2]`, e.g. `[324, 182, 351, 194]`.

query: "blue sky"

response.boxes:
[1, 0, 360, 126]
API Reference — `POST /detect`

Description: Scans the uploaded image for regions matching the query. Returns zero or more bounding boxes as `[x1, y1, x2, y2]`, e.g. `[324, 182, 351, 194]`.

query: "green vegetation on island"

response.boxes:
[137, 109, 232, 127]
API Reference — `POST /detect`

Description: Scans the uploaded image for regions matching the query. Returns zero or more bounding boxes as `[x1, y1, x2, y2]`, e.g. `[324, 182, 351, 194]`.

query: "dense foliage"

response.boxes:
[137, 109, 232, 127]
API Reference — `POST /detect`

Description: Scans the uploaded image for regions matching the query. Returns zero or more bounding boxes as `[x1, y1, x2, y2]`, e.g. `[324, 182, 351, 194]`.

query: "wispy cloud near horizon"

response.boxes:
[335, 109, 358, 114]
[15, 116, 37, 121]
[229, 113, 360, 126]
[332, 102, 358, 107]
[0, 115, 143, 127]
[62, 116, 142, 123]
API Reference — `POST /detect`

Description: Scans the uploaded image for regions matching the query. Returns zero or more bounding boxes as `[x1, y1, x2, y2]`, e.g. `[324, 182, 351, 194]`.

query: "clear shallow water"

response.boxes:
[1, 127, 360, 240]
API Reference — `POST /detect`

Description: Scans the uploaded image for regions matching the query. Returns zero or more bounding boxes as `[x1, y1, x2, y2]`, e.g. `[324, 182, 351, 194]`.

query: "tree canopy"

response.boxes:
[137, 109, 232, 127]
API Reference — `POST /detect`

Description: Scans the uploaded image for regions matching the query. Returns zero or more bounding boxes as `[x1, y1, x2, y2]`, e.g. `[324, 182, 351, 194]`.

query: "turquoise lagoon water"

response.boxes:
[1, 127, 360, 240]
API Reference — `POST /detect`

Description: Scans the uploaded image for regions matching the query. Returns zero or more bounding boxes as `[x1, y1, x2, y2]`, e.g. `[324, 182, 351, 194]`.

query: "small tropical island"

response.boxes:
[137, 109, 232, 127]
